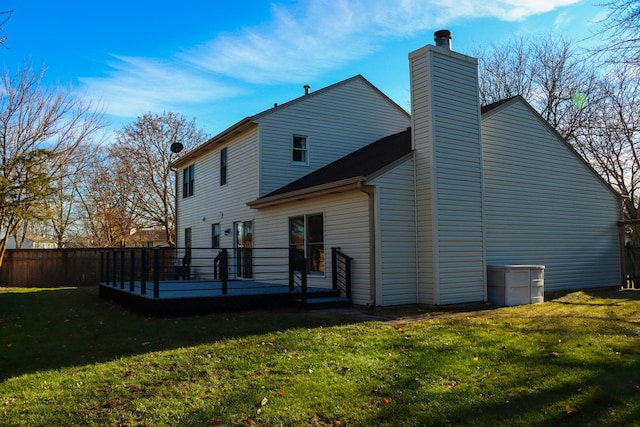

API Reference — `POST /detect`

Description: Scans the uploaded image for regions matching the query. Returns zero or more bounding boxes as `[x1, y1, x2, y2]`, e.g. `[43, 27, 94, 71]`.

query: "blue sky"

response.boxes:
[3, 0, 607, 139]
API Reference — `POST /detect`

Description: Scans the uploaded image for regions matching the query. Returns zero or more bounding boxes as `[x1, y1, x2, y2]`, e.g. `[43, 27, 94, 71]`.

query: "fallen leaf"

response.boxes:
[260, 397, 268, 407]
[609, 409, 617, 416]
[540, 339, 547, 343]
[558, 339, 562, 343]
[382, 397, 390, 405]
[588, 342, 594, 346]
[473, 356, 479, 361]
[206, 419, 223, 425]
[278, 391, 285, 396]
[544, 352, 561, 358]
[565, 404, 578, 414]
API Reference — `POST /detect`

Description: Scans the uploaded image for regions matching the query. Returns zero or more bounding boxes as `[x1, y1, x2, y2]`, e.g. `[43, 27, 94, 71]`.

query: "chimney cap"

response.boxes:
[434, 29, 452, 50]
[304, 84, 311, 95]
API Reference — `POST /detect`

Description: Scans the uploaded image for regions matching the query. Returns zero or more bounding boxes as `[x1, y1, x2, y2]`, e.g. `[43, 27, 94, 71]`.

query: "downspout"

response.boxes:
[358, 181, 376, 306]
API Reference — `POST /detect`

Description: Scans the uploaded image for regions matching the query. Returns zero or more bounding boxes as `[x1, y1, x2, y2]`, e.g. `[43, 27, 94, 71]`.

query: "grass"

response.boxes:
[0, 286, 639, 426]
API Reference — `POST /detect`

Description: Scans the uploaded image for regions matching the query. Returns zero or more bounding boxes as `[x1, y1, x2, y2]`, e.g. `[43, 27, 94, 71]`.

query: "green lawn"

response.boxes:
[1, 286, 639, 426]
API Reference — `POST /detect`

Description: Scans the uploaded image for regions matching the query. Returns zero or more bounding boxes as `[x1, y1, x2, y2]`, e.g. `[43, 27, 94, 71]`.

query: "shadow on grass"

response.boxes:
[0, 286, 366, 381]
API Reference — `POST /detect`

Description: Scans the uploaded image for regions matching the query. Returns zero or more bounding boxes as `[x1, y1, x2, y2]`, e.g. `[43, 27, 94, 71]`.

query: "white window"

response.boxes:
[292, 135, 308, 165]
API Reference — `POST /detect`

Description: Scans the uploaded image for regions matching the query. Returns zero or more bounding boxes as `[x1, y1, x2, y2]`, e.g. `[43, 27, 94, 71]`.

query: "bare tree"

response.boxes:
[0, 9, 13, 48]
[0, 64, 104, 266]
[596, 0, 640, 68]
[75, 146, 142, 247]
[573, 66, 640, 219]
[111, 112, 207, 247]
[476, 35, 598, 143]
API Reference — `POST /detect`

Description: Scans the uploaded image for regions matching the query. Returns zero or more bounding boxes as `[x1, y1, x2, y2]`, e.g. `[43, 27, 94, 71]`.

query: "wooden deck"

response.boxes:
[99, 280, 340, 316]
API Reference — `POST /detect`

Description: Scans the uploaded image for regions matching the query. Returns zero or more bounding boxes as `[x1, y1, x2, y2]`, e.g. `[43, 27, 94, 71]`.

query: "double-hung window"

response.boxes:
[211, 223, 221, 248]
[289, 213, 324, 274]
[182, 165, 194, 198]
[220, 147, 228, 185]
[292, 135, 308, 165]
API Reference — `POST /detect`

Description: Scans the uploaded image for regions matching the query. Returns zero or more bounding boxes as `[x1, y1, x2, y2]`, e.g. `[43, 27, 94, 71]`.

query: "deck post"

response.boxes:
[301, 262, 307, 305]
[220, 249, 228, 295]
[331, 247, 338, 290]
[141, 250, 147, 295]
[153, 248, 160, 298]
[288, 248, 294, 292]
[345, 256, 352, 300]
[129, 250, 136, 292]
[120, 250, 125, 289]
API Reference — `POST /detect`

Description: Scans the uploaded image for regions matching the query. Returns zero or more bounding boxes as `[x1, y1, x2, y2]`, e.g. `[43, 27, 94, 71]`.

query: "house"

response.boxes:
[6, 234, 58, 249]
[172, 31, 621, 306]
[125, 228, 170, 248]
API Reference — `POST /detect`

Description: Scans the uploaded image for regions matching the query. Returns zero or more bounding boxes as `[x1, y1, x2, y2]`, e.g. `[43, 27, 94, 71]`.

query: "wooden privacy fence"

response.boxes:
[1, 248, 125, 287]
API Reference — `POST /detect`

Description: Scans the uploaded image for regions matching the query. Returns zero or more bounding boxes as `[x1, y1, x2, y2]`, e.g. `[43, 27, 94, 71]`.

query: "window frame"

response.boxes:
[220, 147, 228, 186]
[291, 134, 309, 166]
[211, 223, 221, 249]
[182, 164, 194, 198]
[288, 213, 324, 274]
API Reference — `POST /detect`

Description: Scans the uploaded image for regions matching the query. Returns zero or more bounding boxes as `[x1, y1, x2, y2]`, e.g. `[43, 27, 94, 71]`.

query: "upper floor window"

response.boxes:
[292, 135, 308, 165]
[182, 165, 194, 198]
[220, 147, 228, 185]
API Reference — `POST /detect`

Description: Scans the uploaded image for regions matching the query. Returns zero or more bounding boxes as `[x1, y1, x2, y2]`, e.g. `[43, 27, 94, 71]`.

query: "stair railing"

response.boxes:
[332, 247, 352, 300]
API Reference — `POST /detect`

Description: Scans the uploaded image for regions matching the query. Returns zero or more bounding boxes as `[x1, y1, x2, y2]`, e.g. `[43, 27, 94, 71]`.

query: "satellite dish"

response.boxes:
[170, 142, 184, 153]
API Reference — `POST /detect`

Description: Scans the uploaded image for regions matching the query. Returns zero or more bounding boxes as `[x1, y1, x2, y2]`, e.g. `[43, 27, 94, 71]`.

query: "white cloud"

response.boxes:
[79, 0, 581, 120]
[79, 56, 244, 118]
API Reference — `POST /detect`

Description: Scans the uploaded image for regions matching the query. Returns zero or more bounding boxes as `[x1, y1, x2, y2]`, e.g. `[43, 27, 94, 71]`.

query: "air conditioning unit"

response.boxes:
[487, 265, 545, 306]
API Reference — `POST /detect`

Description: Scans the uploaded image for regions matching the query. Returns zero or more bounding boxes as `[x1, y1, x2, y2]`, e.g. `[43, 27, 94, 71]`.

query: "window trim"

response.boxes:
[291, 134, 309, 166]
[211, 223, 221, 249]
[220, 147, 228, 186]
[289, 212, 324, 275]
[182, 164, 194, 198]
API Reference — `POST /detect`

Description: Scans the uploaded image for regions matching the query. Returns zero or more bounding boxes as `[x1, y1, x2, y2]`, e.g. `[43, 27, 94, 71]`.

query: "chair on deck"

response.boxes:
[174, 251, 191, 280]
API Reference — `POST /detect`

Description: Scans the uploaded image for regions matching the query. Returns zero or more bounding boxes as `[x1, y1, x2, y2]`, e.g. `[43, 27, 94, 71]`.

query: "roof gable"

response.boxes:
[481, 95, 620, 200]
[171, 75, 408, 169]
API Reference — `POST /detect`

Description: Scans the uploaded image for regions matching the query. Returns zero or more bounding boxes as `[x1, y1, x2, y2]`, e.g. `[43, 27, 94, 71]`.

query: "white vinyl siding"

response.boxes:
[255, 77, 410, 196]
[256, 191, 372, 305]
[482, 100, 620, 291]
[176, 129, 259, 251]
[370, 157, 417, 305]
[410, 45, 486, 305]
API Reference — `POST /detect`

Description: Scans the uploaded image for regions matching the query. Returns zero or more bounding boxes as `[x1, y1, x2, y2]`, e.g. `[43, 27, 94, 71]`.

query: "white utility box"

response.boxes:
[487, 265, 545, 306]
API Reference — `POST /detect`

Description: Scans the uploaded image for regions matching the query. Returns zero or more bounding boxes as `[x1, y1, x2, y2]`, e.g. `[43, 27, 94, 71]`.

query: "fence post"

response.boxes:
[120, 250, 125, 289]
[62, 248, 69, 286]
[153, 248, 160, 298]
[112, 249, 117, 287]
[129, 250, 136, 292]
[141, 250, 147, 295]
[101, 252, 105, 284]
[221, 249, 228, 295]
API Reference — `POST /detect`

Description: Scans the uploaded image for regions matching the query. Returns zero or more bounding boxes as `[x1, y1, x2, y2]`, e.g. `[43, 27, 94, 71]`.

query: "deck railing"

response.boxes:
[332, 247, 352, 300]
[288, 248, 308, 304]
[101, 247, 305, 298]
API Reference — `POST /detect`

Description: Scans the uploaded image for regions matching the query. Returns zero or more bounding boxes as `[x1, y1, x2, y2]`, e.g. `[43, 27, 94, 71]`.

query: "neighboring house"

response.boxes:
[126, 228, 170, 248]
[6, 235, 58, 249]
[172, 33, 621, 306]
